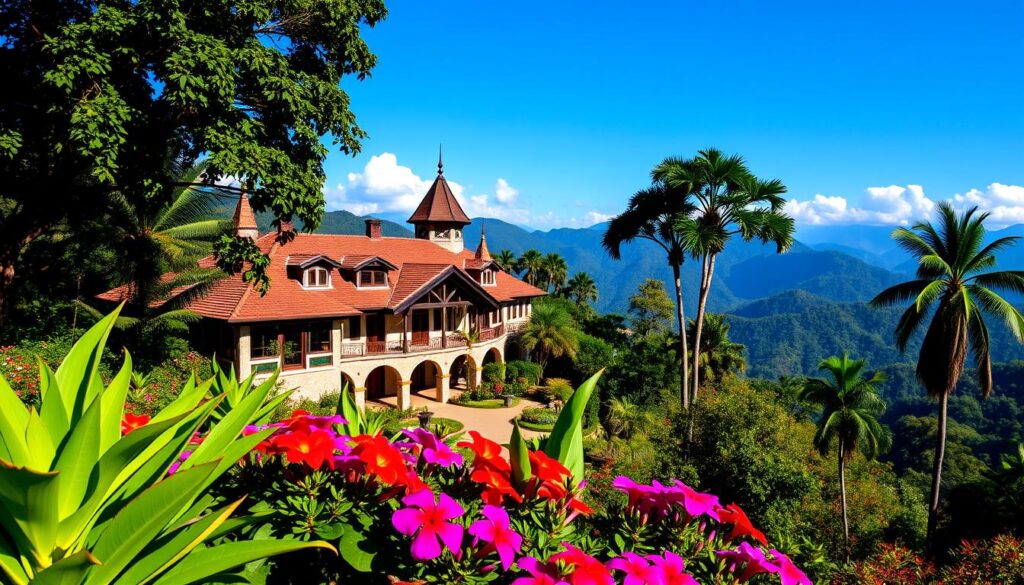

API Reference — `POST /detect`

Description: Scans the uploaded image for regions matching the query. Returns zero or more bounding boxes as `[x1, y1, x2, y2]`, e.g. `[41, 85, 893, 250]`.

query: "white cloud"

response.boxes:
[786, 183, 1024, 227]
[325, 152, 612, 228]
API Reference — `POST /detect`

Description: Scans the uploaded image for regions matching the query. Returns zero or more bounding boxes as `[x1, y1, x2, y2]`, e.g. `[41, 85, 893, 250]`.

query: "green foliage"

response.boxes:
[126, 351, 214, 416]
[543, 378, 574, 403]
[506, 360, 542, 386]
[544, 371, 603, 481]
[481, 361, 505, 384]
[627, 278, 675, 337]
[518, 406, 560, 427]
[686, 313, 746, 385]
[0, 308, 330, 584]
[520, 300, 580, 375]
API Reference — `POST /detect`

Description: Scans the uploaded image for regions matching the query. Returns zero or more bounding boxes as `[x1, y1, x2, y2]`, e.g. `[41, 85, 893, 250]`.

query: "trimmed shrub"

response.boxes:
[545, 377, 574, 402]
[519, 406, 559, 426]
[506, 360, 541, 385]
[482, 361, 506, 383]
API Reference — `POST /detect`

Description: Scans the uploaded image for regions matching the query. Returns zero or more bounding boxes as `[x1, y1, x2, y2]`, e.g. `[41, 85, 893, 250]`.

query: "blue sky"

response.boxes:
[322, 0, 1024, 229]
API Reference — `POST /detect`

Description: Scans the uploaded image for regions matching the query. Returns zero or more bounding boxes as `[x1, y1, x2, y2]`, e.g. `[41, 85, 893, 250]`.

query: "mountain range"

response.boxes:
[260, 208, 1024, 378]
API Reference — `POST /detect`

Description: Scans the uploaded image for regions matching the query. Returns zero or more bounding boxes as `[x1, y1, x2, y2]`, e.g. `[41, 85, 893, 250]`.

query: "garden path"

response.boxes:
[373, 389, 545, 453]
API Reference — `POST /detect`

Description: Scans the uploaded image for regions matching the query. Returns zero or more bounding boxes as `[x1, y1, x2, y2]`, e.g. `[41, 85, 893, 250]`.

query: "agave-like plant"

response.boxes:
[206, 359, 291, 428]
[0, 308, 332, 584]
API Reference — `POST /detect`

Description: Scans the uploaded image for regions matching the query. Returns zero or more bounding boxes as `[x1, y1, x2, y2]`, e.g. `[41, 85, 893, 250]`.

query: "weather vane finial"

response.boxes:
[438, 144, 444, 175]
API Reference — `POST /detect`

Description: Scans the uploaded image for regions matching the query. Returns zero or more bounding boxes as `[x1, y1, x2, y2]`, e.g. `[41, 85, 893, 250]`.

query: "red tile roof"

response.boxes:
[98, 233, 546, 323]
[232, 193, 258, 232]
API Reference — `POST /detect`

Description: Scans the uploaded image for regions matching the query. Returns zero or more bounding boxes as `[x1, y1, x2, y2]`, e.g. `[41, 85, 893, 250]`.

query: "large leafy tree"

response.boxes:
[686, 313, 746, 385]
[871, 202, 1024, 552]
[654, 149, 793, 419]
[0, 0, 386, 324]
[495, 249, 517, 273]
[520, 301, 579, 377]
[627, 278, 675, 338]
[799, 353, 891, 561]
[604, 184, 696, 410]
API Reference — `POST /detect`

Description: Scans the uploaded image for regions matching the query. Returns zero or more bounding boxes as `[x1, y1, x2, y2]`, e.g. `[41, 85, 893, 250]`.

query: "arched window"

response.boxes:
[480, 269, 496, 286]
[304, 267, 331, 288]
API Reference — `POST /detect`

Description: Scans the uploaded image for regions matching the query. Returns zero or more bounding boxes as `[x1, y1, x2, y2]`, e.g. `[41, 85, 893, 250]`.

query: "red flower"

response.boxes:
[458, 431, 509, 472]
[121, 413, 150, 435]
[352, 433, 410, 485]
[717, 503, 767, 546]
[528, 450, 570, 484]
[272, 429, 336, 469]
[470, 466, 522, 504]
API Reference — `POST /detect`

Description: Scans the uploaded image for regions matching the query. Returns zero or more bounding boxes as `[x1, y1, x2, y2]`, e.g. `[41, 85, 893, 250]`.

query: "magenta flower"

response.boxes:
[401, 427, 464, 468]
[646, 552, 698, 585]
[512, 557, 565, 585]
[717, 542, 780, 582]
[469, 505, 523, 570]
[667, 480, 721, 521]
[391, 489, 465, 560]
[607, 551, 665, 585]
[770, 550, 812, 585]
[167, 450, 192, 475]
[612, 476, 661, 514]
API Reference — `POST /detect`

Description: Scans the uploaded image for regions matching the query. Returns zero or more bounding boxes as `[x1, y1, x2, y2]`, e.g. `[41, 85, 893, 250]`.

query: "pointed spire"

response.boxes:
[232, 191, 259, 239]
[437, 143, 444, 175]
[475, 226, 492, 261]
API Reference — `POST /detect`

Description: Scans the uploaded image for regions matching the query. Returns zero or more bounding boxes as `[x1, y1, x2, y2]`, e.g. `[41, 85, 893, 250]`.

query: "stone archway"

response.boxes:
[449, 354, 477, 392]
[483, 346, 503, 366]
[340, 371, 356, 393]
[365, 364, 402, 401]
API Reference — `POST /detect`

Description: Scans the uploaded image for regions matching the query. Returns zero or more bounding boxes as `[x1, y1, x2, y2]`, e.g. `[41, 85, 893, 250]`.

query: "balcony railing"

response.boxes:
[366, 340, 404, 355]
[504, 320, 527, 335]
[478, 326, 498, 341]
[334, 326, 510, 360]
[410, 337, 443, 351]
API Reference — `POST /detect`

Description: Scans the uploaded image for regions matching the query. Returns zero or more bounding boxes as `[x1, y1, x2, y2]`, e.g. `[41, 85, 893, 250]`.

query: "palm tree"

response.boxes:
[871, 202, 1024, 552]
[654, 149, 793, 419]
[603, 183, 696, 411]
[686, 313, 746, 385]
[517, 249, 543, 286]
[542, 253, 568, 293]
[520, 302, 579, 377]
[565, 272, 598, 307]
[85, 161, 231, 362]
[799, 353, 891, 561]
[495, 249, 517, 273]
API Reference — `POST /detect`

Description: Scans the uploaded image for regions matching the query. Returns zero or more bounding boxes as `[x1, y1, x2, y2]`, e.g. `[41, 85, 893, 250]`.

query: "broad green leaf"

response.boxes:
[0, 460, 59, 568]
[0, 530, 29, 585]
[509, 420, 532, 490]
[55, 306, 121, 422]
[99, 353, 133, 453]
[185, 381, 270, 469]
[110, 500, 243, 585]
[88, 462, 219, 582]
[23, 409, 56, 474]
[37, 359, 69, 449]
[0, 375, 30, 464]
[338, 382, 361, 436]
[29, 549, 99, 585]
[337, 516, 377, 573]
[543, 370, 603, 481]
[52, 390, 103, 518]
[152, 540, 336, 585]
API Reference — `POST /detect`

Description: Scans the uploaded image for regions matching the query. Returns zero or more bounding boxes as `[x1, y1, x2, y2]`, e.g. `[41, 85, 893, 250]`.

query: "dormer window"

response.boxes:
[480, 269, 496, 286]
[358, 270, 388, 288]
[303, 267, 331, 289]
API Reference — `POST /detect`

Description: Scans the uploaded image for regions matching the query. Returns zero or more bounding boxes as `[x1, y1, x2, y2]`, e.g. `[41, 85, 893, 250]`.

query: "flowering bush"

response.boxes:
[213, 377, 812, 584]
[836, 535, 1024, 584]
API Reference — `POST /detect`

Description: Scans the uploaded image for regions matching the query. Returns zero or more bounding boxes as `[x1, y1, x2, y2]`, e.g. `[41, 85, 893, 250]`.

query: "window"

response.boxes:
[435, 228, 450, 239]
[304, 267, 330, 288]
[446, 307, 463, 331]
[481, 269, 496, 286]
[250, 326, 278, 359]
[358, 270, 388, 288]
[453, 229, 462, 240]
[347, 316, 361, 339]
[306, 322, 332, 353]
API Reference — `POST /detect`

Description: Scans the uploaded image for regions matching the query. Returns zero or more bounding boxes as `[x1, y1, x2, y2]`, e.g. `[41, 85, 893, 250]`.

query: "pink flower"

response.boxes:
[612, 476, 662, 514]
[391, 489, 465, 560]
[646, 552, 698, 585]
[770, 550, 812, 585]
[607, 552, 664, 585]
[167, 450, 192, 475]
[469, 505, 523, 570]
[717, 542, 780, 582]
[512, 557, 566, 585]
[667, 480, 721, 521]
[553, 544, 614, 585]
[401, 427, 464, 468]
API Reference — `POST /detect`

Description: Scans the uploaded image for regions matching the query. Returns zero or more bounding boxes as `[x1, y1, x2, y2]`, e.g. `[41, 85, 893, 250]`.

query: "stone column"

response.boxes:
[398, 380, 412, 411]
[238, 326, 252, 378]
[436, 373, 451, 403]
[353, 386, 367, 412]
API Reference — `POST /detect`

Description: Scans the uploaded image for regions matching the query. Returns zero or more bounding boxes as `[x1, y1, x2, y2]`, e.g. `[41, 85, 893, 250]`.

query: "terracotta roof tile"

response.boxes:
[407, 172, 470, 225]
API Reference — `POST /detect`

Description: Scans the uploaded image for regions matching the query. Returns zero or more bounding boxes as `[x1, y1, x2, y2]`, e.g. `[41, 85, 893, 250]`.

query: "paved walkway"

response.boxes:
[372, 389, 546, 450]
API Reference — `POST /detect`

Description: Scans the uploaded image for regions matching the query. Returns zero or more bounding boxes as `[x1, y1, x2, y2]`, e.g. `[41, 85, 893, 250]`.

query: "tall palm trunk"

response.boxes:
[671, 263, 690, 411]
[927, 391, 949, 554]
[839, 447, 850, 563]
[688, 253, 717, 442]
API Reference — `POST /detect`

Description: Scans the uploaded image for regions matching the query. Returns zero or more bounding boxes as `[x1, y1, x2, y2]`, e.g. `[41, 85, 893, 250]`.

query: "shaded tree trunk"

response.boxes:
[688, 253, 717, 442]
[839, 448, 850, 563]
[927, 391, 949, 555]
[671, 263, 690, 411]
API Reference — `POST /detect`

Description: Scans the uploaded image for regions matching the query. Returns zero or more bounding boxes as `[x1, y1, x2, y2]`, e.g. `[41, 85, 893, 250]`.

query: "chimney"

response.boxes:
[365, 218, 383, 239]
